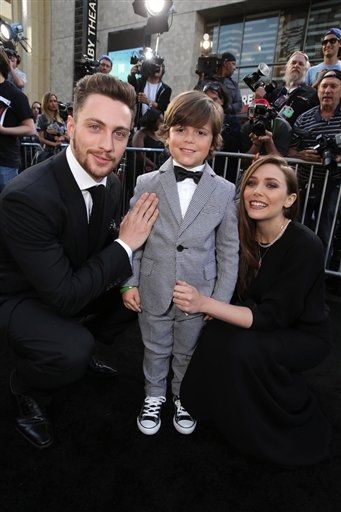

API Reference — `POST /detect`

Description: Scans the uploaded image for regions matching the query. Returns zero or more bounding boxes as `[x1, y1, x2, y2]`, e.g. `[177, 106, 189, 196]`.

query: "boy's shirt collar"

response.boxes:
[172, 159, 205, 173]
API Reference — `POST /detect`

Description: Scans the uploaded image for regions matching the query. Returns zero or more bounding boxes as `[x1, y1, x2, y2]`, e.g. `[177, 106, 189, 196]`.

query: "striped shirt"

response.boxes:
[290, 104, 341, 180]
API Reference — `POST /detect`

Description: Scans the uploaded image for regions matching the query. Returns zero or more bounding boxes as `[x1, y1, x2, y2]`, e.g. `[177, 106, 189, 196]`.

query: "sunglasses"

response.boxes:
[322, 38, 339, 46]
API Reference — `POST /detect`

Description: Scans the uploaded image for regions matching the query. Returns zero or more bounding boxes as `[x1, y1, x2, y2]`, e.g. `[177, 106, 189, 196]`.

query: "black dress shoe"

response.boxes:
[10, 371, 53, 449]
[87, 357, 118, 378]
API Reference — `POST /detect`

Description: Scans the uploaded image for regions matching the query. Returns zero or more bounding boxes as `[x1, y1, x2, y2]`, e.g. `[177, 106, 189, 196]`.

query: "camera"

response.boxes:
[130, 49, 164, 79]
[140, 56, 164, 79]
[243, 63, 277, 96]
[75, 55, 100, 76]
[195, 54, 222, 79]
[248, 103, 277, 136]
[313, 133, 341, 173]
[57, 102, 68, 122]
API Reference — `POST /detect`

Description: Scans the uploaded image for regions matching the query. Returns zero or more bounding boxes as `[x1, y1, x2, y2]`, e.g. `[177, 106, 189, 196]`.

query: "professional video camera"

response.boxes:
[130, 48, 164, 79]
[57, 102, 68, 122]
[248, 102, 278, 136]
[243, 63, 277, 96]
[313, 133, 341, 173]
[195, 54, 222, 80]
[75, 55, 100, 76]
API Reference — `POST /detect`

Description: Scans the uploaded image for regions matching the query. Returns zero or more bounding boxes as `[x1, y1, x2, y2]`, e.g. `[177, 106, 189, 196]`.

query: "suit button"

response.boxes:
[177, 245, 184, 252]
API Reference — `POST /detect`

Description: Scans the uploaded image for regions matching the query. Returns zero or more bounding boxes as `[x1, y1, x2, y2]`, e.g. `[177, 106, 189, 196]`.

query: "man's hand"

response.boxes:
[249, 130, 272, 147]
[119, 192, 158, 251]
[122, 287, 141, 312]
[249, 130, 281, 156]
[298, 148, 321, 162]
[137, 92, 149, 105]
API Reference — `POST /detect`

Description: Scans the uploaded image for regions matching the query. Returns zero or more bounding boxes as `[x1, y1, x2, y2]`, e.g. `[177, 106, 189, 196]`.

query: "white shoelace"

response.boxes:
[174, 398, 190, 417]
[141, 396, 166, 418]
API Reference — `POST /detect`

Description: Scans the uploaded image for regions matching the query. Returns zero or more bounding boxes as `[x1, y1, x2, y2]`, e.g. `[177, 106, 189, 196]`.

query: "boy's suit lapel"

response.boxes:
[159, 161, 182, 225]
[179, 164, 217, 236]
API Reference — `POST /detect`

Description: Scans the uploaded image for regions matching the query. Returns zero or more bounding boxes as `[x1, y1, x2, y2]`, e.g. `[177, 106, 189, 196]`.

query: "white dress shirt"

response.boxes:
[66, 146, 132, 261]
[173, 159, 205, 217]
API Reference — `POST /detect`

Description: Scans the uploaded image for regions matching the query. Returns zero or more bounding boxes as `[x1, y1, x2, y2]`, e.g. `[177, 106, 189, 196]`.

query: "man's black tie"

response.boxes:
[87, 184, 106, 256]
[174, 165, 203, 185]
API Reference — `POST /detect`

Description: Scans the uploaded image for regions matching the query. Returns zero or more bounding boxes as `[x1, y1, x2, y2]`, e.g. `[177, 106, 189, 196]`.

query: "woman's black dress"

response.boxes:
[180, 222, 332, 465]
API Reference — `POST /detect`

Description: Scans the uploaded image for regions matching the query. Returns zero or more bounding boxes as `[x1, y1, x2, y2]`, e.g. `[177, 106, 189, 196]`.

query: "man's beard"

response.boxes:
[285, 69, 304, 86]
[72, 132, 116, 177]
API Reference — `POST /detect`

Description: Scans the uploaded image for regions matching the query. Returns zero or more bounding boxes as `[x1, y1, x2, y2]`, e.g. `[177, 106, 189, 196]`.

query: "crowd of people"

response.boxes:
[0, 26, 340, 466]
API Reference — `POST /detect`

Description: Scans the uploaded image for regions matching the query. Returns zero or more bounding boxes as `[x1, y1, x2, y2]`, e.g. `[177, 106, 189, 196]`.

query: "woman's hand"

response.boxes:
[173, 280, 205, 314]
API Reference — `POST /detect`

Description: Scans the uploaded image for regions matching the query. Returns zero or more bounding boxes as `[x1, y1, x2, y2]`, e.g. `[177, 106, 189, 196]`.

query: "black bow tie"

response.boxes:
[174, 166, 203, 185]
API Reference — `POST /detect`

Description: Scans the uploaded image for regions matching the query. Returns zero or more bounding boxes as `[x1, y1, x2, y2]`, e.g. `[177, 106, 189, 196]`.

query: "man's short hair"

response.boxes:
[157, 90, 223, 153]
[73, 73, 136, 122]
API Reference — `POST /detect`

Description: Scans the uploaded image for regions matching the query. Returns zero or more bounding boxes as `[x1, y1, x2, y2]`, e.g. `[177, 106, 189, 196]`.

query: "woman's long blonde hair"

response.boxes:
[41, 92, 63, 124]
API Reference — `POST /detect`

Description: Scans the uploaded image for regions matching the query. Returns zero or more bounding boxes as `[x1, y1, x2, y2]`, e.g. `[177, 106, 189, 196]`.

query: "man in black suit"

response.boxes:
[0, 73, 158, 449]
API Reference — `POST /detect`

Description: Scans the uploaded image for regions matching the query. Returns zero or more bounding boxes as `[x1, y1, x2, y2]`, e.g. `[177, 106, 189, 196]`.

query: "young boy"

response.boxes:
[122, 90, 239, 435]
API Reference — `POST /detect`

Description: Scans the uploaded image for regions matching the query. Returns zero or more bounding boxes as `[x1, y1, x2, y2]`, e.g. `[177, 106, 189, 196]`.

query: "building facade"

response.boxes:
[1, 0, 340, 105]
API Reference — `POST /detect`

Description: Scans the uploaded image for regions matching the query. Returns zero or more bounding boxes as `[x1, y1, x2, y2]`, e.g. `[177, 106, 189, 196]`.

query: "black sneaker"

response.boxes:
[137, 396, 166, 435]
[173, 396, 197, 434]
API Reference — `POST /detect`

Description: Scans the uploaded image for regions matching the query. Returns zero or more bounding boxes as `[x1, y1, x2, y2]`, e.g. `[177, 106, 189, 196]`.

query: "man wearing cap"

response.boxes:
[98, 55, 113, 75]
[216, 52, 243, 115]
[305, 28, 341, 86]
[289, 70, 341, 249]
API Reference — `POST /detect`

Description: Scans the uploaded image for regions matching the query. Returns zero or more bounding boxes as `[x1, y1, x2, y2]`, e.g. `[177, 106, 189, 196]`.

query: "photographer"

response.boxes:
[215, 52, 243, 115]
[266, 51, 318, 126]
[289, 69, 341, 248]
[98, 55, 113, 75]
[128, 55, 171, 128]
[240, 99, 291, 157]
[5, 48, 27, 91]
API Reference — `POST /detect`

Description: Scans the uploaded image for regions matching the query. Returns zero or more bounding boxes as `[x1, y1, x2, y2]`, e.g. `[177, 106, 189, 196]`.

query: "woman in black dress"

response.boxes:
[173, 155, 332, 466]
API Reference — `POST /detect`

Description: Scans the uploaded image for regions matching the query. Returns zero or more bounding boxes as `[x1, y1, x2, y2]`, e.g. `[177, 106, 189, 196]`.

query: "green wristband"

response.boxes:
[120, 285, 136, 294]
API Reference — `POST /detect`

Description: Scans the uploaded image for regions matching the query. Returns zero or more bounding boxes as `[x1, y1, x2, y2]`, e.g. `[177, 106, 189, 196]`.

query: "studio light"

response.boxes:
[0, 20, 12, 43]
[132, 0, 174, 38]
[0, 20, 24, 43]
[200, 33, 212, 55]
[132, 0, 173, 18]
[145, 0, 169, 16]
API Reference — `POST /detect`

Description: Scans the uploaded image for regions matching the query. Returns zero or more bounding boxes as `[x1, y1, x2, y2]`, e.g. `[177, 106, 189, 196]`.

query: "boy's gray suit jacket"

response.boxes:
[124, 158, 239, 315]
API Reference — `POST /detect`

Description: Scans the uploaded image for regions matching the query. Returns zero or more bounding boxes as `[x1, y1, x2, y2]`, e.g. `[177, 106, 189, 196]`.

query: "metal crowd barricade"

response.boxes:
[20, 142, 340, 278]
[118, 148, 341, 278]
[20, 140, 42, 170]
[20, 141, 68, 171]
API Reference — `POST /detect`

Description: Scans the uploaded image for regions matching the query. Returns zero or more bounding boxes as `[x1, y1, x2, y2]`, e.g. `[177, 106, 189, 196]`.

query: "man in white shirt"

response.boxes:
[305, 27, 341, 86]
[128, 56, 172, 127]
[0, 73, 158, 449]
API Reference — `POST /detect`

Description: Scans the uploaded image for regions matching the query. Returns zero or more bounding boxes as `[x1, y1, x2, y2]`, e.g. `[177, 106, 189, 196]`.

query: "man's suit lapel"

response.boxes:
[52, 150, 89, 264]
[179, 164, 217, 236]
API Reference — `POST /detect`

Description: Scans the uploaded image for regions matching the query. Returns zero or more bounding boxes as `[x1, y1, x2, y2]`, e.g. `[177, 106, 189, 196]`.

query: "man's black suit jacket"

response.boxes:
[0, 150, 132, 322]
